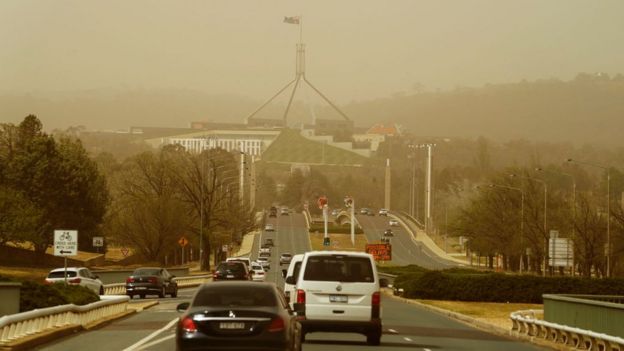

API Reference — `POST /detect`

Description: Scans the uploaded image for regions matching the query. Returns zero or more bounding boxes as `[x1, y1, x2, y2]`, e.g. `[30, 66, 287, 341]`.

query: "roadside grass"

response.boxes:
[309, 233, 368, 251]
[0, 266, 51, 282]
[416, 299, 543, 329]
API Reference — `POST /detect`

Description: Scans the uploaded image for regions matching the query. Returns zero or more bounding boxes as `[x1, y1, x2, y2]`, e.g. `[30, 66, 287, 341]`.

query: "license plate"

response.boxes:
[226, 275, 234, 278]
[329, 295, 348, 303]
[219, 322, 245, 329]
[136, 287, 147, 290]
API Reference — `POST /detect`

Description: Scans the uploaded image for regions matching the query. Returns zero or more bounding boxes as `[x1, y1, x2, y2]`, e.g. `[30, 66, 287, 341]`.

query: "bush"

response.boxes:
[399, 271, 624, 303]
[19, 281, 100, 312]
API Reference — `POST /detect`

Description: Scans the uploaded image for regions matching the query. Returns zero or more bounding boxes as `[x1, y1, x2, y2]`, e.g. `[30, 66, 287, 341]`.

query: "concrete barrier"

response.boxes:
[0, 283, 21, 317]
[92, 267, 190, 284]
[103, 274, 211, 295]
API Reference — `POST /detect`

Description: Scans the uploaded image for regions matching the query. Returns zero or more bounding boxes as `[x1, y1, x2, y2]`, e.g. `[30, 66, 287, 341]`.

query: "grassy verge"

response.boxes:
[309, 233, 368, 251]
[0, 266, 52, 282]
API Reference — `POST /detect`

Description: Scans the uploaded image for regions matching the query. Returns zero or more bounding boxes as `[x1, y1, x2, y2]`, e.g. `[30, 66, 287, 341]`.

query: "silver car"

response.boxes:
[45, 267, 104, 295]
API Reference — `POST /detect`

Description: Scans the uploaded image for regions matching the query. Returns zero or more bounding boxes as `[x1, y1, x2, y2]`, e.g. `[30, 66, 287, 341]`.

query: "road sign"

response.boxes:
[222, 244, 228, 252]
[323, 237, 331, 246]
[318, 196, 328, 209]
[54, 230, 78, 256]
[344, 196, 353, 208]
[548, 237, 573, 267]
[366, 243, 392, 261]
[179, 236, 189, 247]
[121, 247, 130, 257]
[92, 236, 104, 247]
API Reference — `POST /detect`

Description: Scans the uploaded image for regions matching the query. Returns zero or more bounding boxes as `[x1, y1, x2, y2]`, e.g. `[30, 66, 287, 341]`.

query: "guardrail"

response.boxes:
[0, 296, 129, 345]
[103, 274, 212, 295]
[510, 309, 624, 350]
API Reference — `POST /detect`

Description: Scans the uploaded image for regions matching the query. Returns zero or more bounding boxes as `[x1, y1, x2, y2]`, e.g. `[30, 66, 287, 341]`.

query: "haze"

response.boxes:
[1, 0, 624, 131]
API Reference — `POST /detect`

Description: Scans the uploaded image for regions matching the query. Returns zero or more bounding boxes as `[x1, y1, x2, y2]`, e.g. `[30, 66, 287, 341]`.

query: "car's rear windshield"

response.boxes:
[303, 255, 374, 283]
[282, 253, 292, 257]
[217, 263, 245, 274]
[133, 268, 160, 276]
[193, 286, 277, 307]
[48, 271, 77, 278]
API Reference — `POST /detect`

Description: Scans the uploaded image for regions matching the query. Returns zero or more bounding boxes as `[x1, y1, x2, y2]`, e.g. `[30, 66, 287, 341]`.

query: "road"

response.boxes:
[36, 213, 545, 350]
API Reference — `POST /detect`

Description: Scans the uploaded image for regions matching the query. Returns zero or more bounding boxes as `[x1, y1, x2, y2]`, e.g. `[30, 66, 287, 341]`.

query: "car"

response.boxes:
[265, 238, 274, 247]
[226, 257, 252, 270]
[265, 223, 275, 232]
[213, 261, 251, 281]
[281, 253, 304, 308]
[250, 263, 266, 282]
[383, 228, 394, 237]
[280, 208, 289, 215]
[280, 253, 293, 265]
[378, 208, 389, 216]
[257, 256, 271, 270]
[331, 209, 339, 216]
[260, 245, 271, 254]
[45, 267, 104, 295]
[291, 251, 381, 345]
[125, 267, 178, 299]
[175, 281, 301, 351]
[359, 208, 369, 215]
[389, 219, 399, 226]
[259, 251, 271, 258]
[380, 236, 390, 244]
[269, 206, 278, 217]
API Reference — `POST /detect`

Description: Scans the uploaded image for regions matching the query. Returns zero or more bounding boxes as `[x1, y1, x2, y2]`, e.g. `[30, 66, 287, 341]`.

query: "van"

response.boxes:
[281, 253, 304, 308]
[290, 251, 381, 345]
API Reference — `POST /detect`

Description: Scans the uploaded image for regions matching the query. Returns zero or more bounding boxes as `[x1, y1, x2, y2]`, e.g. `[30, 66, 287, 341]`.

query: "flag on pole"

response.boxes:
[283, 16, 300, 24]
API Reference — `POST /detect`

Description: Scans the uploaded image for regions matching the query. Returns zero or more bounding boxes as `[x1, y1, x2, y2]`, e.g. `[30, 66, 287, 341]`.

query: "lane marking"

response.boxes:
[387, 328, 398, 334]
[403, 337, 413, 342]
[136, 334, 175, 350]
[424, 349, 432, 351]
[122, 317, 178, 351]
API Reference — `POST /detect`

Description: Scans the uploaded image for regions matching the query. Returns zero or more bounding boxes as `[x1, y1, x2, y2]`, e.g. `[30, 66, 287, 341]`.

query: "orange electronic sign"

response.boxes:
[366, 243, 392, 261]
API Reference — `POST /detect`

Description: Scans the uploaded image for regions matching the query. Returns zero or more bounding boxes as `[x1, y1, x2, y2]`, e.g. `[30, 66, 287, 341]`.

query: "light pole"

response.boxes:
[416, 143, 436, 233]
[567, 158, 611, 277]
[510, 173, 548, 276]
[536, 167, 576, 275]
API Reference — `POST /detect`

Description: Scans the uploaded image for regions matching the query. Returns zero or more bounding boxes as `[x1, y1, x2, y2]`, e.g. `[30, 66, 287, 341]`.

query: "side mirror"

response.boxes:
[281, 269, 287, 279]
[285, 276, 295, 285]
[176, 302, 190, 312]
[379, 278, 389, 288]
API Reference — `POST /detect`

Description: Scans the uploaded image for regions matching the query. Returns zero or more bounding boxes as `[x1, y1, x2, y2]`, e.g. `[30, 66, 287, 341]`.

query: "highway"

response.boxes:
[35, 213, 545, 350]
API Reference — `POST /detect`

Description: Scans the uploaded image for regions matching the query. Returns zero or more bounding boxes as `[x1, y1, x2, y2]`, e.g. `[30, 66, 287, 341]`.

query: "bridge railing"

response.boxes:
[103, 274, 212, 295]
[510, 309, 624, 350]
[0, 296, 129, 345]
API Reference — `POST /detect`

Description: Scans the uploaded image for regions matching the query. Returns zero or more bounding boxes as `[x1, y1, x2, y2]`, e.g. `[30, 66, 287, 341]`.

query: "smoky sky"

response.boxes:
[1, 0, 624, 103]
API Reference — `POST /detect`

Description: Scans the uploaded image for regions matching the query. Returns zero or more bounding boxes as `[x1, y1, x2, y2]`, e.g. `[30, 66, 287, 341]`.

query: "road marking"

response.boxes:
[122, 317, 178, 351]
[403, 337, 412, 342]
[387, 328, 398, 334]
[424, 349, 431, 351]
[135, 334, 175, 350]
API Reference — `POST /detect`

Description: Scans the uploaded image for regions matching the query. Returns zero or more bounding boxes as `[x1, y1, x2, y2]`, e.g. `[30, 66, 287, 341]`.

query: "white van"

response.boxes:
[290, 251, 381, 345]
[281, 253, 304, 308]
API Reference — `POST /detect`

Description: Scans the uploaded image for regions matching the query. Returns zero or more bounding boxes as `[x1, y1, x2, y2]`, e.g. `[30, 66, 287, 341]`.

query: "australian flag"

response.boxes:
[283, 16, 300, 24]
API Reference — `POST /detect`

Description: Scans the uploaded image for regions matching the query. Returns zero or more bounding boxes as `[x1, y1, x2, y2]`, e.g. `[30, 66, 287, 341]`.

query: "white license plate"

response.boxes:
[219, 322, 245, 329]
[329, 295, 348, 303]
[136, 287, 147, 290]
[226, 275, 234, 278]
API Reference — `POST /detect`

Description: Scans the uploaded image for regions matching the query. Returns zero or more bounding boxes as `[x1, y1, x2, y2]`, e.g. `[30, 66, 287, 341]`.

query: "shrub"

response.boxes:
[19, 281, 100, 312]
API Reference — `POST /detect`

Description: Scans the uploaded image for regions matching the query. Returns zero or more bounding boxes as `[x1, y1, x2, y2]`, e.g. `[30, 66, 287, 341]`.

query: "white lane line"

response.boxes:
[403, 337, 413, 342]
[424, 349, 432, 351]
[387, 328, 398, 334]
[136, 334, 175, 350]
[122, 317, 178, 351]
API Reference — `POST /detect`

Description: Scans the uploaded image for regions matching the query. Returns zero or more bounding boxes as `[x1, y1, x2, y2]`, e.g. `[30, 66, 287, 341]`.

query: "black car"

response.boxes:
[213, 261, 251, 281]
[265, 238, 274, 247]
[126, 267, 178, 299]
[176, 282, 301, 351]
[383, 229, 394, 237]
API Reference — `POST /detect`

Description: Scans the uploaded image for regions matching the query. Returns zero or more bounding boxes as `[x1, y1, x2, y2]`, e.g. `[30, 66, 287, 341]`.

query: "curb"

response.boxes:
[381, 289, 567, 351]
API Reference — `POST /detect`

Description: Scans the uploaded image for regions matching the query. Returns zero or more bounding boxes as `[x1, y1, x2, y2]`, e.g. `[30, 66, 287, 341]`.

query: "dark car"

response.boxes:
[176, 282, 301, 351]
[213, 261, 251, 281]
[126, 267, 178, 299]
[383, 228, 394, 237]
[265, 238, 274, 247]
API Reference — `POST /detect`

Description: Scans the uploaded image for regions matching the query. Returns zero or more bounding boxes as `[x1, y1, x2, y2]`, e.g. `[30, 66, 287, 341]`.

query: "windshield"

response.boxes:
[133, 269, 160, 276]
[48, 271, 77, 278]
[303, 255, 374, 283]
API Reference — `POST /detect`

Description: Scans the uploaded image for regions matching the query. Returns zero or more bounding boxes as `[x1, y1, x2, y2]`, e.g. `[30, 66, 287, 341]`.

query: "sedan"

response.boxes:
[126, 267, 178, 299]
[250, 264, 266, 282]
[389, 219, 399, 226]
[383, 229, 394, 237]
[279, 253, 293, 265]
[257, 256, 271, 271]
[176, 282, 301, 351]
[265, 224, 275, 232]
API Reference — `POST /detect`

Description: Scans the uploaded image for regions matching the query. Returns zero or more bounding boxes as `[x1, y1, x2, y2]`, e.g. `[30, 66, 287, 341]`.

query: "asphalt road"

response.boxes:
[35, 213, 546, 350]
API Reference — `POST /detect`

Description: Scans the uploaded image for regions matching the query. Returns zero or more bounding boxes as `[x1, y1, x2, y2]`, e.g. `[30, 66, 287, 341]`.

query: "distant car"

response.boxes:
[280, 208, 289, 215]
[331, 209, 339, 216]
[265, 238, 274, 247]
[257, 256, 271, 270]
[250, 263, 266, 282]
[45, 267, 104, 295]
[359, 208, 369, 215]
[264, 224, 275, 232]
[280, 253, 293, 265]
[383, 228, 394, 237]
[389, 219, 399, 226]
[380, 236, 390, 244]
[175, 282, 302, 351]
[269, 206, 278, 217]
[125, 267, 178, 299]
[378, 208, 389, 216]
[259, 245, 271, 254]
[213, 261, 251, 281]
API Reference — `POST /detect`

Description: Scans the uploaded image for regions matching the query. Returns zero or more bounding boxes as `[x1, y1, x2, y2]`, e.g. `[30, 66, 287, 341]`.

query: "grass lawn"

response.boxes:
[309, 233, 368, 251]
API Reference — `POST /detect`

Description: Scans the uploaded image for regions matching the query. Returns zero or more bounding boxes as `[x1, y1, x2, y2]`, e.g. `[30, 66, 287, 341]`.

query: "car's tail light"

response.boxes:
[148, 277, 157, 284]
[296, 289, 306, 304]
[126, 277, 135, 283]
[44, 279, 53, 285]
[212, 271, 220, 279]
[268, 317, 285, 332]
[179, 317, 197, 333]
[372, 291, 381, 306]
[68, 278, 81, 284]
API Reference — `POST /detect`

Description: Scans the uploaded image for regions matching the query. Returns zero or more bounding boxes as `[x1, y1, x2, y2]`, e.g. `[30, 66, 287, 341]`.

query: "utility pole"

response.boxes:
[417, 143, 436, 233]
[384, 159, 391, 210]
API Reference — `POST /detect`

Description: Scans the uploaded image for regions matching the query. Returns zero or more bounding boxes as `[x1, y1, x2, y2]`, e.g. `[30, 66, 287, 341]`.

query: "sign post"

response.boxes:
[179, 236, 189, 264]
[92, 236, 104, 253]
[318, 196, 329, 247]
[54, 230, 78, 285]
[344, 196, 355, 246]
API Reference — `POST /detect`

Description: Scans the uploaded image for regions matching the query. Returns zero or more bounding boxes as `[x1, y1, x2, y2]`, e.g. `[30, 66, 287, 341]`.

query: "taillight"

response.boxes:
[148, 277, 157, 284]
[68, 278, 81, 284]
[213, 271, 221, 279]
[126, 277, 135, 283]
[268, 317, 285, 332]
[179, 317, 197, 333]
[296, 289, 306, 304]
[372, 291, 381, 306]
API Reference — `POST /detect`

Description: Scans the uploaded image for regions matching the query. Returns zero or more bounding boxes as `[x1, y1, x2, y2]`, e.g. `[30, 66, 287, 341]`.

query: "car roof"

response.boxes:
[304, 250, 372, 258]
[50, 267, 85, 272]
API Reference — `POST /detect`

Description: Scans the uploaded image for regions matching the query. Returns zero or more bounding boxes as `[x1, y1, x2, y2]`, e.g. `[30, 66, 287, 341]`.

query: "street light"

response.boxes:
[567, 158, 611, 277]
[536, 167, 577, 275]
[510, 173, 548, 276]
